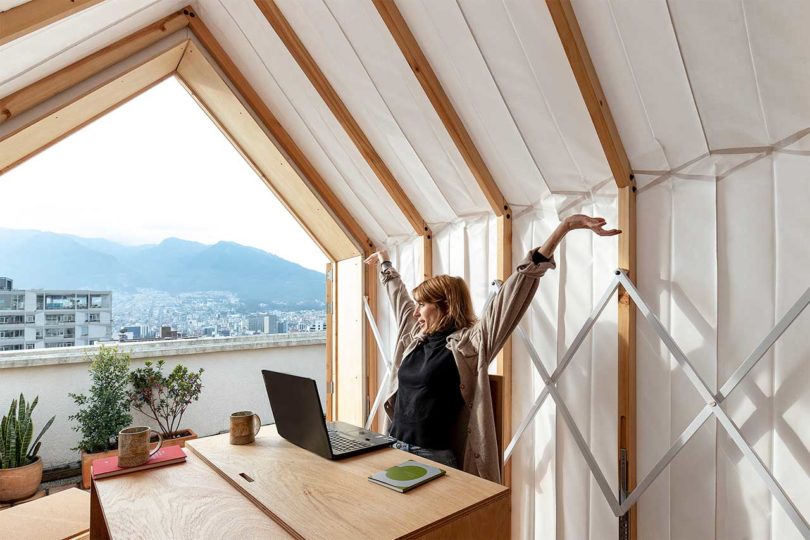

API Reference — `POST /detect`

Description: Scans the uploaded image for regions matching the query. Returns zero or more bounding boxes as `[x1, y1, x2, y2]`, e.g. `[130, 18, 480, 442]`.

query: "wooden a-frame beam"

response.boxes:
[253, 1, 432, 253]
[0, 0, 103, 48]
[0, 11, 189, 125]
[183, 8, 373, 257]
[547, 1, 637, 536]
[1, 4, 377, 439]
[373, 0, 514, 484]
[0, 14, 365, 263]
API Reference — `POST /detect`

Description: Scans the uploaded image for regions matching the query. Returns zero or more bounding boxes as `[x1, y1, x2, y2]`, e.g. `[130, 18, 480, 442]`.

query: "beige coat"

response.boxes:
[380, 249, 556, 483]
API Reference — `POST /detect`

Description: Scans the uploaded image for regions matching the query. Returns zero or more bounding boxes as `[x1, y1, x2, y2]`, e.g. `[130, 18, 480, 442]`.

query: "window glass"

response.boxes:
[45, 295, 75, 310]
[0, 294, 25, 311]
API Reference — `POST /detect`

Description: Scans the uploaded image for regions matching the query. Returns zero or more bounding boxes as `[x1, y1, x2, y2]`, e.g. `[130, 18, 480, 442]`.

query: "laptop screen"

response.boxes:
[262, 370, 332, 458]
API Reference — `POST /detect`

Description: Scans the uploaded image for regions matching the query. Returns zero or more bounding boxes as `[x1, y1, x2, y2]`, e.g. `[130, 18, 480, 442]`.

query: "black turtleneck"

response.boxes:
[390, 326, 464, 450]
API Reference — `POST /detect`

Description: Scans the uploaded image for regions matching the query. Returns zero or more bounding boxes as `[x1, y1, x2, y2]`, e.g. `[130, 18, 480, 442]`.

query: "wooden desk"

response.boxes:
[91, 449, 293, 539]
[92, 426, 510, 539]
[188, 426, 509, 539]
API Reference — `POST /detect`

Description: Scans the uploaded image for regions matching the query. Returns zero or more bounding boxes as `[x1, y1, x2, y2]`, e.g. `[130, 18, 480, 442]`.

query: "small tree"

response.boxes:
[69, 347, 132, 453]
[128, 360, 204, 438]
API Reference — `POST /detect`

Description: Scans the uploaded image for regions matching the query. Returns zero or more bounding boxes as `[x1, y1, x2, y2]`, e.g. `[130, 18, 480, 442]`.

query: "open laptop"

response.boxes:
[262, 370, 395, 459]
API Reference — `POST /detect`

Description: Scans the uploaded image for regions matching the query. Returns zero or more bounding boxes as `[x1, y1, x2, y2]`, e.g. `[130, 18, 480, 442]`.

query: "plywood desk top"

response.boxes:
[92, 448, 292, 539]
[186, 425, 509, 540]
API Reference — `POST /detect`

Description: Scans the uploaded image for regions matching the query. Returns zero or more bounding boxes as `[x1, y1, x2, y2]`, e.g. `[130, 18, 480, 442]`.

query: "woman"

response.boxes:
[365, 214, 620, 482]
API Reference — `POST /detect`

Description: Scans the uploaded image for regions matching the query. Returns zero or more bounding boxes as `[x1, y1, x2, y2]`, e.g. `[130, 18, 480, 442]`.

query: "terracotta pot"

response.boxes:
[0, 456, 43, 502]
[81, 429, 199, 488]
[153, 428, 198, 448]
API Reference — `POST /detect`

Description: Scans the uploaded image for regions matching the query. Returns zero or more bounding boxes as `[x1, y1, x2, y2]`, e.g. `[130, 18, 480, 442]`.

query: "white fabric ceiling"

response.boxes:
[2, 0, 809, 241]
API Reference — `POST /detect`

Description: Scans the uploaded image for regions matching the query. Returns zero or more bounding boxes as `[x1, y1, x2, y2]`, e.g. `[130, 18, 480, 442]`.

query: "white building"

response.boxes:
[0, 279, 112, 350]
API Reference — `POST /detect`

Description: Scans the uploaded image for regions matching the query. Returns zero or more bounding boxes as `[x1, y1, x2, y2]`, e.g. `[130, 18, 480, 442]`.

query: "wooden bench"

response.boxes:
[0, 487, 90, 540]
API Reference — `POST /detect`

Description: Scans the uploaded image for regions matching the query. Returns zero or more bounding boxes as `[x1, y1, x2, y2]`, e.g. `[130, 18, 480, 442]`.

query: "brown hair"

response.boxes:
[412, 275, 477, 334]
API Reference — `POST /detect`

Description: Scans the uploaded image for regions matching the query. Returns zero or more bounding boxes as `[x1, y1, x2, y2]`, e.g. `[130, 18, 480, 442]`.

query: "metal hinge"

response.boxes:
[326, 302, 333, 314]
[326, 381, 334, 394]
[619, 448, 629, 540]
[326, 269, 333, 281]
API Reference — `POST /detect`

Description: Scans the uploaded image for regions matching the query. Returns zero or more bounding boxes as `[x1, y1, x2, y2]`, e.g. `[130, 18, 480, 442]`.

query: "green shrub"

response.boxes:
[0, 394, 55, 468]
[129, 360, 204, 438]
[69, 346, 132, 453]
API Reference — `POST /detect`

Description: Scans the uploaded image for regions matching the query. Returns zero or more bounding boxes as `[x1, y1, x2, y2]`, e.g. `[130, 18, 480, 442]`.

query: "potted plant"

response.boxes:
[128, 359, 204, 447]
[0, 395, 55, 502]
[69, 346, 133, 489]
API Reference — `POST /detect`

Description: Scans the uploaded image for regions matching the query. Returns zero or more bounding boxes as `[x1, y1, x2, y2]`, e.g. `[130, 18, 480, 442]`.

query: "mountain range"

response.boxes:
[0, 229, 325, 309]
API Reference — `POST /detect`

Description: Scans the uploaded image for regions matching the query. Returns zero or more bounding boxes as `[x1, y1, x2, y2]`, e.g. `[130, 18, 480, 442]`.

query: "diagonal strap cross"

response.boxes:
[501, 270, 810, 538]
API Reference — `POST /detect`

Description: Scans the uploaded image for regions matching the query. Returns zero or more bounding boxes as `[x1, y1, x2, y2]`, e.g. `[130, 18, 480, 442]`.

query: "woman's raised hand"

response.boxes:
[363, 249, 390, 266]
[564, 214, 621, 236]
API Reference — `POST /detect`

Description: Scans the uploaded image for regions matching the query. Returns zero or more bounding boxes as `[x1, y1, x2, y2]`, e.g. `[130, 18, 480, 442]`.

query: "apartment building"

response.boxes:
[0, 277, 112, 351]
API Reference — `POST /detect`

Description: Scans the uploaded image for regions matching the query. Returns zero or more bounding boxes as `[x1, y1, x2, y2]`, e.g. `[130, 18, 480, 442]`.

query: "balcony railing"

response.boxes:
[0, 333, 327, 468]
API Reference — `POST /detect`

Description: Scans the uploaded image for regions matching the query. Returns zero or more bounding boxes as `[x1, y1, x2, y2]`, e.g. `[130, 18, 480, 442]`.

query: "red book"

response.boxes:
[92, 445, 187, 479]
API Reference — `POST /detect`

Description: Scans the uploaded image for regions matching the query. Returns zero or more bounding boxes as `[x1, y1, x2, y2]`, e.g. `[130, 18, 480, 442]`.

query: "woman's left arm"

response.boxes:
[471, 215, 620, 363]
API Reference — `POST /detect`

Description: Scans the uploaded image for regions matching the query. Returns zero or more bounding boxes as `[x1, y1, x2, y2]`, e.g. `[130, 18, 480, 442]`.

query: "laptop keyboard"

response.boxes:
[329, 432, 370, 454]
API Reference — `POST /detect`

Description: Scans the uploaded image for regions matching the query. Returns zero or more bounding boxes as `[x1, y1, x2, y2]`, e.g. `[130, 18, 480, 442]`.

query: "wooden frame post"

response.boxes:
[618, 186, 637, 538]
[497, 215, 512, 485]
[546, 1, 636, 534]
[326, 262, 336, 421]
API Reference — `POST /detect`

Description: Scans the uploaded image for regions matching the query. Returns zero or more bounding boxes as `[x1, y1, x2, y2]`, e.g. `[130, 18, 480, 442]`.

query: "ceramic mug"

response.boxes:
[117, 426, 163, 468]
[230, 411, 262, 445]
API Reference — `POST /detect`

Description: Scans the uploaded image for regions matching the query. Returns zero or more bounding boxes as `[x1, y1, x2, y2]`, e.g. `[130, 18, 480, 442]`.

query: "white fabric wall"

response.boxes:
[636, 151, 810, 540]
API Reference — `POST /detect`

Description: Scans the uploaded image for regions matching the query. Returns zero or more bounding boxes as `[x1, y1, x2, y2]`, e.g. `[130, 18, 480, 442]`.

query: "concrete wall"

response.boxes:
[0, 335, 327, 468]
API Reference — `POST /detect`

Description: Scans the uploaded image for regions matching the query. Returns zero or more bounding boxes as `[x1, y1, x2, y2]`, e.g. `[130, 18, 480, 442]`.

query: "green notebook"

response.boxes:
[368, 460, 446, 493]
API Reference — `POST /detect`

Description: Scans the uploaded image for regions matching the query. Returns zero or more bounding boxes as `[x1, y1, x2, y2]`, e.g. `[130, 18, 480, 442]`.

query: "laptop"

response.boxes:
[262, 370, 395, 459]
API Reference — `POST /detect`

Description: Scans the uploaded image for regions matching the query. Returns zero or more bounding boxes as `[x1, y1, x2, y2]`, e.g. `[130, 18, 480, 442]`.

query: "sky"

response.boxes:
[0, 77, 328, 272]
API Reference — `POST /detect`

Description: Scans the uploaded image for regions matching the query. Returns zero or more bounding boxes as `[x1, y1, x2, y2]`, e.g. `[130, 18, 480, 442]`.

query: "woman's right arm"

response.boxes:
[364, 250, 419, 338]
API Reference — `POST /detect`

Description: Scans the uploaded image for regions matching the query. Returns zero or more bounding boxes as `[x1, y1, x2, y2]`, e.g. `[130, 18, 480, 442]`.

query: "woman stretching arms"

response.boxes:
[365, 214, 620, 483]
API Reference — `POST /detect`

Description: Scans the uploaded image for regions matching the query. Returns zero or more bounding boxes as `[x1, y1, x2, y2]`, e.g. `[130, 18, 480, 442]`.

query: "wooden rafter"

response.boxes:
[546, 0, 632, 188]
[184, 8, 374, 256]
[0, 0, 103, 47]
[0, 11, 189, 125]
[253, 0, 431, 243]
[372, 0, 508, 216]
[547, 0, 637, 535]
